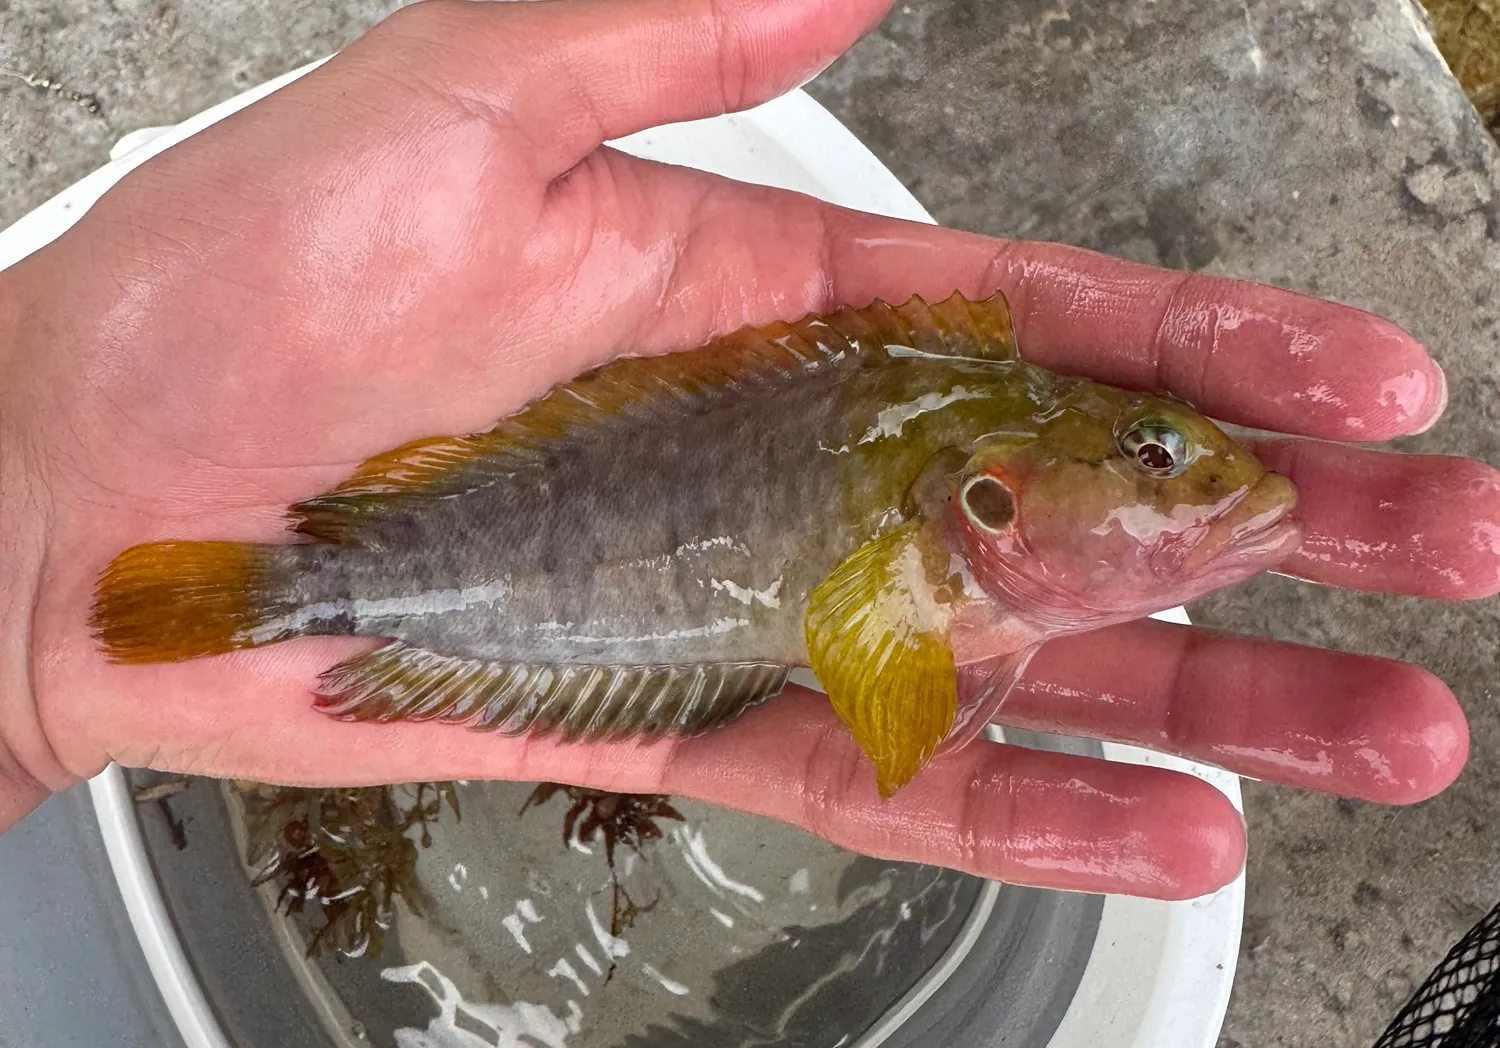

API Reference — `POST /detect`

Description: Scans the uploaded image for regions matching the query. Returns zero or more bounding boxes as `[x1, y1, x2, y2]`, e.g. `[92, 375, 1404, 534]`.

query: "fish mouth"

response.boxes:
[1178, 472, 1303, 580]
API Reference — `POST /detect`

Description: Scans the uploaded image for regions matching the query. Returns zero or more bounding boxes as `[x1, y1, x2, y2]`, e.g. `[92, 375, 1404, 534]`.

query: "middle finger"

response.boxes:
[1250, 438, 1500, 600]
[997, 618, 1468, 804]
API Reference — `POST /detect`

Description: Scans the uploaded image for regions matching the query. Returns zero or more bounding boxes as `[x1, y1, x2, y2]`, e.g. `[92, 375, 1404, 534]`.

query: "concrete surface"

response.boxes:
[3, 0, 1499, 1045]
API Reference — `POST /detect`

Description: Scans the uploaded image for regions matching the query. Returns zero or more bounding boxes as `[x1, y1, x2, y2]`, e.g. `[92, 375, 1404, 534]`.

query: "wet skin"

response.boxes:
[89, 296, 1303, 796]
[0, 0, 1492, 899]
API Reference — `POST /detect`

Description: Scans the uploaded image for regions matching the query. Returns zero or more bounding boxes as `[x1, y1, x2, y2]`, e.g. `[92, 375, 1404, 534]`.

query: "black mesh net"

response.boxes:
[1375, 899, 1500, 1047]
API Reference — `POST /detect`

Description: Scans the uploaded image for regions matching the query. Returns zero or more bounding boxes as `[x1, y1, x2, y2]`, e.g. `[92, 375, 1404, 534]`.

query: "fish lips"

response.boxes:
[1156, 472, 1303, 585]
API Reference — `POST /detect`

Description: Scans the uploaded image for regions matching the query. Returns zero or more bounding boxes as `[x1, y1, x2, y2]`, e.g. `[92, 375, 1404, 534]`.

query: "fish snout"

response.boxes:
[1179, 472, 1302, 579]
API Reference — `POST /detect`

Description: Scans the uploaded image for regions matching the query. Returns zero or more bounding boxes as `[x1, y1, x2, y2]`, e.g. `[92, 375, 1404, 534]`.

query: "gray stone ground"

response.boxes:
[3, 0, 1498, 1044]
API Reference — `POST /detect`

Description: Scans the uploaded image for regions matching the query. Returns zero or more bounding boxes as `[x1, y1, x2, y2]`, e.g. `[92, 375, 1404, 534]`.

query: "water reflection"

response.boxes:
[232, 780, 980, 1048]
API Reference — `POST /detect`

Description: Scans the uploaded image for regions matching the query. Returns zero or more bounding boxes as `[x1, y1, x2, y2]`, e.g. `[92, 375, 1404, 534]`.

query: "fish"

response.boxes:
[90, 291, 1302, 796]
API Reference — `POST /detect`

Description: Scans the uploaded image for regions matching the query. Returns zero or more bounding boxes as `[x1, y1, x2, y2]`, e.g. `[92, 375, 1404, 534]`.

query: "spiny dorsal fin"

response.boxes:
[314, 643, 791, 742]
[291, 291, 1018, 544]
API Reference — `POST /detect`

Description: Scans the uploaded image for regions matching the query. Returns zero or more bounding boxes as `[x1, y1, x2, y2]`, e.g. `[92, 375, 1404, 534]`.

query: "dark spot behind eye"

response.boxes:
[962, 476, 1016, 532]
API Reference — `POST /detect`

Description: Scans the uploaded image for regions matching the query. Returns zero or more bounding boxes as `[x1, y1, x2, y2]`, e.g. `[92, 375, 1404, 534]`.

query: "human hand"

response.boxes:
[0, 0, 1489, 900]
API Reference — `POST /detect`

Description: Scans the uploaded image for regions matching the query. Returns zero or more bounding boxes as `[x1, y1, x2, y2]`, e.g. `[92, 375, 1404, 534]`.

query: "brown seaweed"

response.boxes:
[521, 784, 684, 941]
[234, 779, 684, 962]
[135, 778, 191, 850]
[235, 781, 459, 960]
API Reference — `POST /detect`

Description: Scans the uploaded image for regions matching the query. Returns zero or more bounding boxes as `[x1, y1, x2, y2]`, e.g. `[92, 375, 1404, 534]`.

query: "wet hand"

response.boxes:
[0, 0, 1487, 899]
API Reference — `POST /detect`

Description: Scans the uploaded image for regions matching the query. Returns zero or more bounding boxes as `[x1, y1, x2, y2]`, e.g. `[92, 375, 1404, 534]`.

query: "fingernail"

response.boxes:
[1414, 360, 1449, 434]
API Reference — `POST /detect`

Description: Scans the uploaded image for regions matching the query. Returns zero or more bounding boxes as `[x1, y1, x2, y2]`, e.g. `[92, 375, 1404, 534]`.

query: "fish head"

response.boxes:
[946, 387, 1302, 626]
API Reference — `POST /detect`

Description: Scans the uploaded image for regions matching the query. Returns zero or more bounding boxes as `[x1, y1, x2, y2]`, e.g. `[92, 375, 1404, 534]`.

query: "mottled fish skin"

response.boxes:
[90, 292, 1300, 794]
[255, 354, 1076, 667]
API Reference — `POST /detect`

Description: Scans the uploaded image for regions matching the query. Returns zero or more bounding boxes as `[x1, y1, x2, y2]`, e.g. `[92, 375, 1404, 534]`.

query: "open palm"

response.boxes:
[2, 0, 1491, 900]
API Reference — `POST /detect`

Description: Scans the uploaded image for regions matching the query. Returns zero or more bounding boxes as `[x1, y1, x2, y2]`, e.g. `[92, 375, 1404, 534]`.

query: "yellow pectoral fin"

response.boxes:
[804, 523, 959, 797]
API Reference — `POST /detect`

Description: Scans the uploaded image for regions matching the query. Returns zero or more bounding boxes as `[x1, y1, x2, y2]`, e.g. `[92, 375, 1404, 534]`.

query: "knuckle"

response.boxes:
[798, 722, 863, 844]
[376, 0, 473, 43]
[703, 0, 748, 112]
[954, 753, 1016, 875]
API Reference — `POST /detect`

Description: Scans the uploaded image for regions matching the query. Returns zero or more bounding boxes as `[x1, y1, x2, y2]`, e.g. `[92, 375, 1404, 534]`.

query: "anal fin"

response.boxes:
[313, 644, 790, 742]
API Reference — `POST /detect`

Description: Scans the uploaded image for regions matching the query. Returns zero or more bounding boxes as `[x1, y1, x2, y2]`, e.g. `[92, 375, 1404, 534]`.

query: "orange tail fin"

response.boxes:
[90, 541, 280, 664]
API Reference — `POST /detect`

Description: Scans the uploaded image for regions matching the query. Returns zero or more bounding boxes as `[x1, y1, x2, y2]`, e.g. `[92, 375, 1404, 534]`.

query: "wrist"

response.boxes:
[0, 268, 64, 831]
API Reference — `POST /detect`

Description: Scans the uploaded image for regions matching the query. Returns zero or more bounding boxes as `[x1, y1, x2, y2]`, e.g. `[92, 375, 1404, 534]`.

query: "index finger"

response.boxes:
[381, 0, 1444, 441]
[621, 163, 1446, 442]
[817, 211, 1448, 442]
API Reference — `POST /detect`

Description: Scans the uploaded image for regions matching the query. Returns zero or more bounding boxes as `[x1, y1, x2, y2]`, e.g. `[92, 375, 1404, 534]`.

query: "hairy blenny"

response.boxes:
[91, 292, 1301, 795]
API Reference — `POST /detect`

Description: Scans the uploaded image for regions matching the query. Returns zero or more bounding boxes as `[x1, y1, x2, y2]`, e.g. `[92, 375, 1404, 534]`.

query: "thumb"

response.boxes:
[347, 0, 892, 178]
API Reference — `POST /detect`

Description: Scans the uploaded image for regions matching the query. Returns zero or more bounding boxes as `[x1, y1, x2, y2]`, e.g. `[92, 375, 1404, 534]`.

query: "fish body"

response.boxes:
[249, 349, 1065, 664]
[92, 292, 1301, 794]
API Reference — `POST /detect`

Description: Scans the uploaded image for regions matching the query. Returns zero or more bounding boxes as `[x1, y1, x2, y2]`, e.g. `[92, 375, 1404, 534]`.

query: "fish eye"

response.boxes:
[960, 474, 1016, 533]
[1120, 423, 1191, 478]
